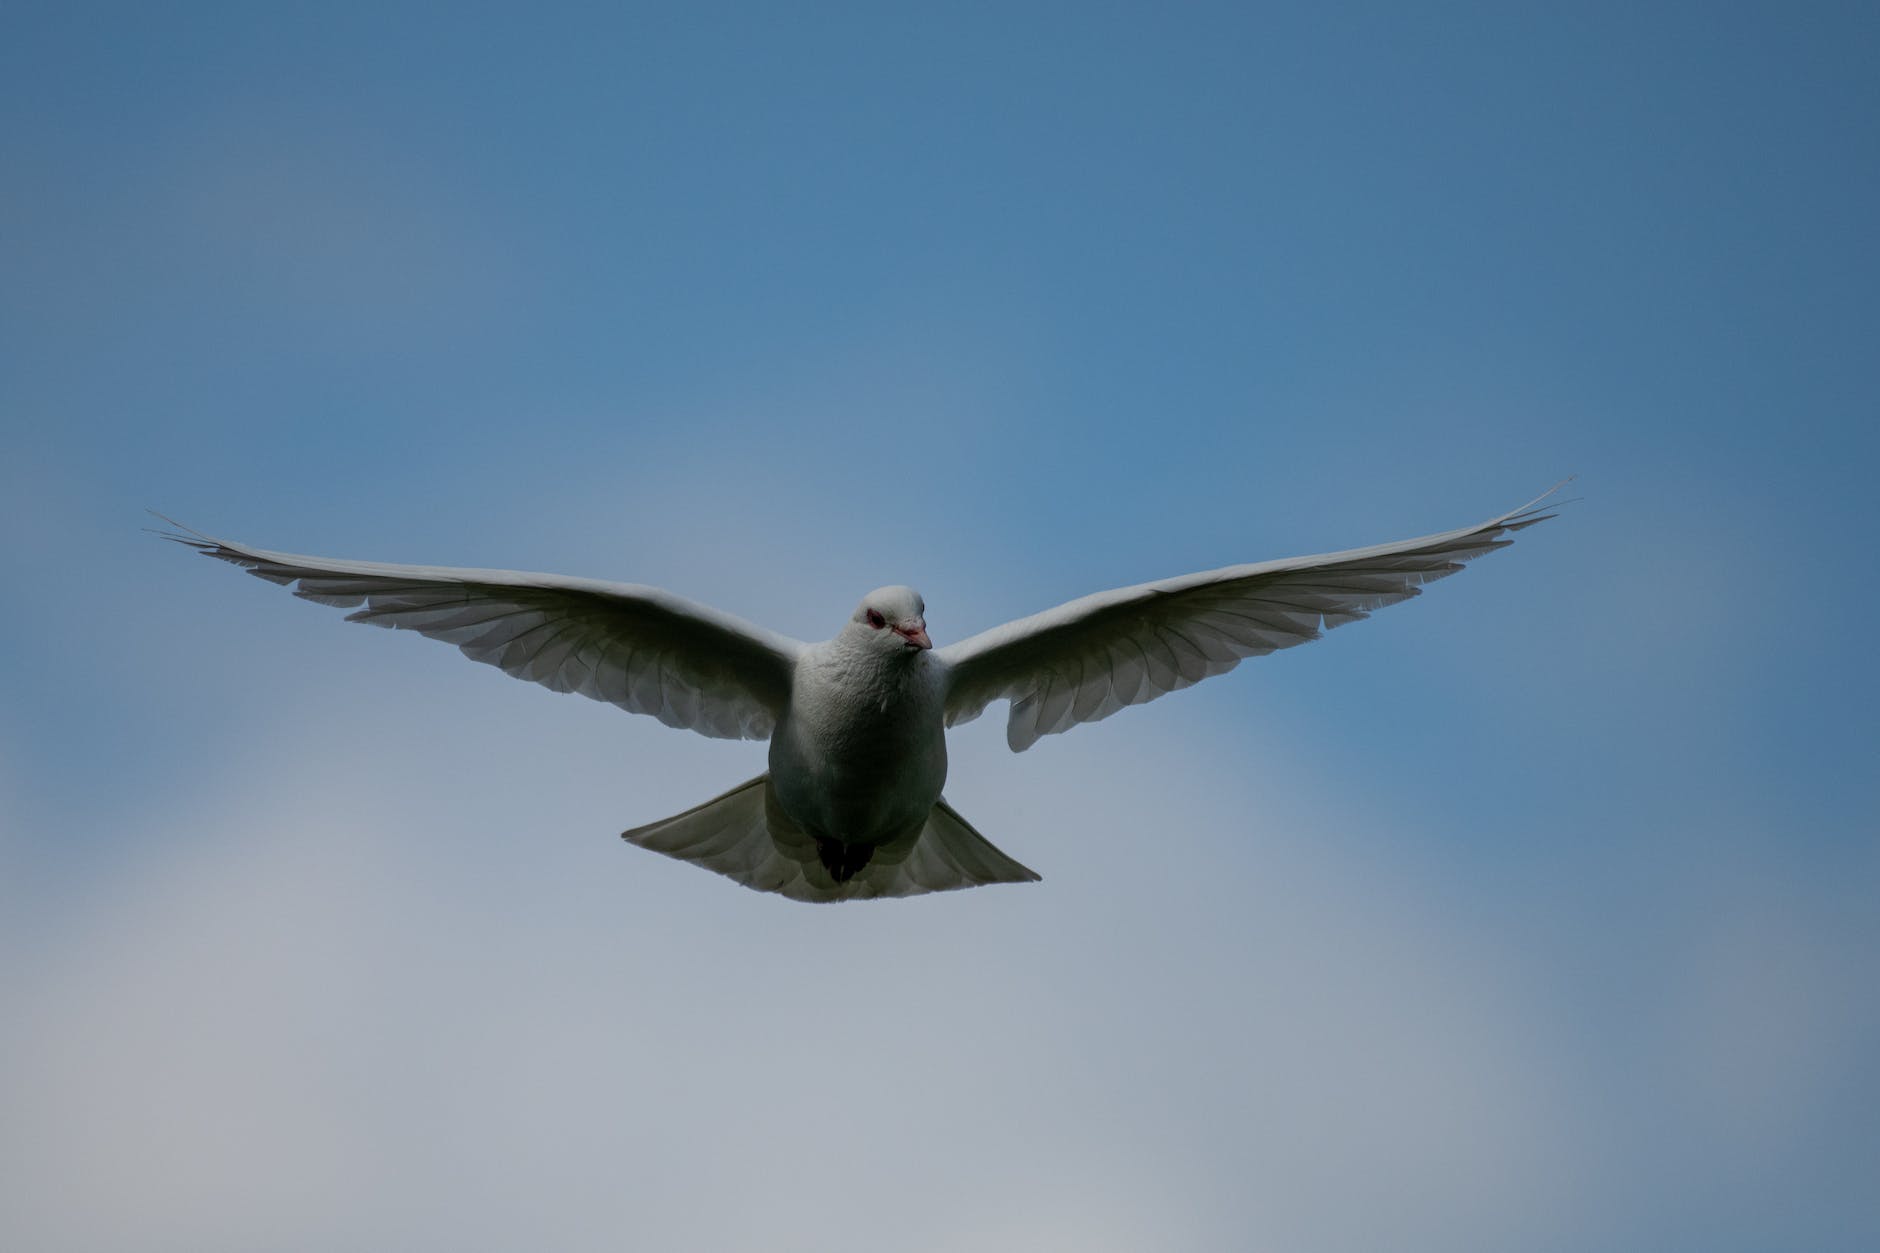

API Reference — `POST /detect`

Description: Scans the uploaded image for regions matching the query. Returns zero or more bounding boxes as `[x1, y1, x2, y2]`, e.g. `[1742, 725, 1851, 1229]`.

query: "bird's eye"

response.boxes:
[866, 609, 886, 629]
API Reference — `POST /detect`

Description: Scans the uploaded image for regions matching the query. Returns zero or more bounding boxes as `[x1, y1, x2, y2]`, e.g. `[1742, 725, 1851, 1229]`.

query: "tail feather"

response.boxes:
[891, 796, 1041, 892]
[621, 775, 1039, 903]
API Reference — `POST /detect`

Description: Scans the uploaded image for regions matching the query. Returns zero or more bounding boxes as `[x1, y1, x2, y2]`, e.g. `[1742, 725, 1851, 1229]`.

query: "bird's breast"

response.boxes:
[768, 652, 947, 844]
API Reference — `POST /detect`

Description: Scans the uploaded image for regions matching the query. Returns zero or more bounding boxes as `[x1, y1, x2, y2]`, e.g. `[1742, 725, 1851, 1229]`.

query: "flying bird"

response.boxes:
[159, 488, 1561, 903]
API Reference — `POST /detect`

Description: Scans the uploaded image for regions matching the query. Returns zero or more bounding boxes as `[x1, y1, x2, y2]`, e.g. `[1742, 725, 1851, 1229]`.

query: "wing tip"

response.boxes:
[145, 509, 217, 551]
[1500, 477, 1578, 529]
[146, 512, 276, 574]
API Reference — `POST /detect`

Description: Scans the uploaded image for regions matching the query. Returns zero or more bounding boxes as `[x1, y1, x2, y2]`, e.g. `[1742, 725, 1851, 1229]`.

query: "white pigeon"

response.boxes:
[160, 488, 1561, 903]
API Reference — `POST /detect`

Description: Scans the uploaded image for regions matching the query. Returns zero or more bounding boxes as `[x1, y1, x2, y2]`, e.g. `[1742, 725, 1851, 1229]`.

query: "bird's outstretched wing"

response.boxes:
[160, 522, 803, 740]
[938, 487, 1565, 752]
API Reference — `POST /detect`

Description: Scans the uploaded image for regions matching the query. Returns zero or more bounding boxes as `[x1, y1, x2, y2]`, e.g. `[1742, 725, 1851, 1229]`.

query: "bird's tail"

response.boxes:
[621, 775, 1040, 903]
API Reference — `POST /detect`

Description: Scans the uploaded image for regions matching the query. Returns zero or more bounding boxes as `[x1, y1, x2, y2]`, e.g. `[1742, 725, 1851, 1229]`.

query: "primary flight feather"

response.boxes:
[160, 487, 1560, 903]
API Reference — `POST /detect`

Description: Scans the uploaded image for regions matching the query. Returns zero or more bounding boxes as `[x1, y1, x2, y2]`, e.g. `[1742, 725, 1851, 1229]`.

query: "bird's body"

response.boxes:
[160, 487, 1563, 902]
[771, 631, 948, 868]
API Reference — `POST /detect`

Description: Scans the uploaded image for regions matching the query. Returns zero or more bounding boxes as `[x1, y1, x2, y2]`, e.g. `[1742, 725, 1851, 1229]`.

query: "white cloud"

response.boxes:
[3, 670, 1600, 1252]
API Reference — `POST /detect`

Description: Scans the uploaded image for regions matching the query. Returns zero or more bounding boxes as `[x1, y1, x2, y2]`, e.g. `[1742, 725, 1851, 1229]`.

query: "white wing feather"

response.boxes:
[162, 524, 803, 741]
[938, 488, 1564, 751]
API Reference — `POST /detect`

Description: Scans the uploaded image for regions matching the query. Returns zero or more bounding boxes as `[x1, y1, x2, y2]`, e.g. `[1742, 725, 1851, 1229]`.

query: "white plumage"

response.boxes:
[160, 486, 1561, 903]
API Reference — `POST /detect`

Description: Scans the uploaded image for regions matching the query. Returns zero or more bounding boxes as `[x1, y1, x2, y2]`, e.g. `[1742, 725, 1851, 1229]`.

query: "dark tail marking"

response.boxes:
[813, 835, 874, 883]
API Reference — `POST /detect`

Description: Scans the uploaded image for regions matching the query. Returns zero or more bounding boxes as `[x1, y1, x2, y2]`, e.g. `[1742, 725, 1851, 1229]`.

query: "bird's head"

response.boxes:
[849, 585, 931, 652]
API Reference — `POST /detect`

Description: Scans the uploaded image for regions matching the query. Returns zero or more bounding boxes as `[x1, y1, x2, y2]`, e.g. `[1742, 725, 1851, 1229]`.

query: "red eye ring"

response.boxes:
[866, 609, 886, 629]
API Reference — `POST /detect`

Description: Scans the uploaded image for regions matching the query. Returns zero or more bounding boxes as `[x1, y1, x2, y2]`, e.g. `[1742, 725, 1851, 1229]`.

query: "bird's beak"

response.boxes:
[894, 620, 932, 650]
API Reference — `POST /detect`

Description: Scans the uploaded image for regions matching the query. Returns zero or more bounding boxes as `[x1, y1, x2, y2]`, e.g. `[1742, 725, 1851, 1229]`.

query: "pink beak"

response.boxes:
[894, 620, 932, 650]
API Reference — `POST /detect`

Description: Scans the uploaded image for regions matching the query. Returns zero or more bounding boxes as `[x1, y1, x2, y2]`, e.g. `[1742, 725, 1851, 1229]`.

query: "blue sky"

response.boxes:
[3, 3, 1876, 1249]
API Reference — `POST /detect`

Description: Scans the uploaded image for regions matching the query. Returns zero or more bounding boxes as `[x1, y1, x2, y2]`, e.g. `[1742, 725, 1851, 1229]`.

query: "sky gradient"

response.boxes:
[3, 4, 1877, 1250]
